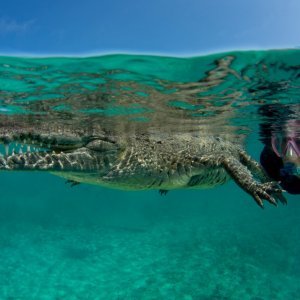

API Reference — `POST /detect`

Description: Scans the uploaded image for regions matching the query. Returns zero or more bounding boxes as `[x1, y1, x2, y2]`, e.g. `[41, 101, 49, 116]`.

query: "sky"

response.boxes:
[0, 0, 299, 56]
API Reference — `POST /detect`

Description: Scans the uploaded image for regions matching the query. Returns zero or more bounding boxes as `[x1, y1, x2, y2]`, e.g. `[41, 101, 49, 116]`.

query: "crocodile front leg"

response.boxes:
[221, 155, 285, 208]
[238, 150, 287, 205]
[194, 152, 286, 207]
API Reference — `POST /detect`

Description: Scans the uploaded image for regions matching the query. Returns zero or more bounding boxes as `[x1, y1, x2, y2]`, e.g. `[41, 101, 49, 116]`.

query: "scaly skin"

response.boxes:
[0, 116, 286, 208]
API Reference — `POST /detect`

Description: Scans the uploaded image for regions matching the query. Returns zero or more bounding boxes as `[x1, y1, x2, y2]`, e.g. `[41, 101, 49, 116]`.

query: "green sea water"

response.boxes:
[0, 50, 299, 299]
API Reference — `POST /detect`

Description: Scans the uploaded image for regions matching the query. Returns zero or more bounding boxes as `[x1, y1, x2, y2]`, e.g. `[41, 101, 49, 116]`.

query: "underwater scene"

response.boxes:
[0, 50, 299, 299]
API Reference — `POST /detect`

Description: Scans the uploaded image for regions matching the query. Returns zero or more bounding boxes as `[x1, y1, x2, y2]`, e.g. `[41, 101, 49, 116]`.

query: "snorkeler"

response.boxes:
[259, 104, 300, 195]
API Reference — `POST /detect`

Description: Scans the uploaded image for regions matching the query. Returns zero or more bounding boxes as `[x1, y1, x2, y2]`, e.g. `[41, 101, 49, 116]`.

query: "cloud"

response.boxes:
[0, 18, 35, 35]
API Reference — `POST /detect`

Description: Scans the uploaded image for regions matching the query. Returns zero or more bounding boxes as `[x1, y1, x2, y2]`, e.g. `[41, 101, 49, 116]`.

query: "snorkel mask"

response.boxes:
[271, 120, 300, 194]
[271, 136, 300, 164]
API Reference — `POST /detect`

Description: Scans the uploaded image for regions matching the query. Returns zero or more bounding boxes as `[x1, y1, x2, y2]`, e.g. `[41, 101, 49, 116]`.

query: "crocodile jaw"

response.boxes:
[0, 132, 121, 176]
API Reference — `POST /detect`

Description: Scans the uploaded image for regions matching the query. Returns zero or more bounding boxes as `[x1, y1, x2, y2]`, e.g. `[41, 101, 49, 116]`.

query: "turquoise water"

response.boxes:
[0, 50, 299, 299]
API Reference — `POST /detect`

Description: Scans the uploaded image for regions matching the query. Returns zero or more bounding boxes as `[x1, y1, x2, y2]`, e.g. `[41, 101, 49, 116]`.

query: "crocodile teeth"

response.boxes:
[5, 144, 9, 156]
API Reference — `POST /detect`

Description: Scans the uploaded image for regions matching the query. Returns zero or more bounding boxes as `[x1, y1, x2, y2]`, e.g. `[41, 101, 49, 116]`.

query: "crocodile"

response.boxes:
[0, 107, 287, 208]
[0, 55, 287, 208]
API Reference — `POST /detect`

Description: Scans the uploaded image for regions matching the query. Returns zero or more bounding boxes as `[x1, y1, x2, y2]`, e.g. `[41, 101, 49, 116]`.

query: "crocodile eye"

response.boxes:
[86, 139, 119, 152]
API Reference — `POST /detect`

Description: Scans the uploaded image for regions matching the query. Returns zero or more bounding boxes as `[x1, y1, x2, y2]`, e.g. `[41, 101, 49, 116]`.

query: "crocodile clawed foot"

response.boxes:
[0, 156, 8, 169]
[250, 181, 286, 208]
[159, 189, 169, 196]
[65, 179, 80, 187]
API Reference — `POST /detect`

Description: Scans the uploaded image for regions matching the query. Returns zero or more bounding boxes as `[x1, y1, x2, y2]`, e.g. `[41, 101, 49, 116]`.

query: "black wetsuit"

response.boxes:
[259, 104, 300, 195]
[260, 146, 300, 194]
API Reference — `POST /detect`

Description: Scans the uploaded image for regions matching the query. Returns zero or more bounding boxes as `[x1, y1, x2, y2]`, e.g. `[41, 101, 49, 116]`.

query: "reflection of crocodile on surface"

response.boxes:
[0, 53, 288, 208]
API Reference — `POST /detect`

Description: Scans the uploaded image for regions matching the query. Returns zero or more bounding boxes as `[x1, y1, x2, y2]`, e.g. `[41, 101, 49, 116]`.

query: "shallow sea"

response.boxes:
[0, 50, 299, 299]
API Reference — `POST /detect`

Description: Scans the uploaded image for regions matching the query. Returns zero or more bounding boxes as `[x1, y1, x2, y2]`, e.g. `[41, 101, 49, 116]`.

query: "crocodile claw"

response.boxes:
[250, 181, 286, 208]
[159, 189, 169, 196]
[65, 179, 80, 187]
